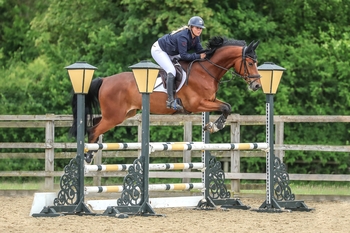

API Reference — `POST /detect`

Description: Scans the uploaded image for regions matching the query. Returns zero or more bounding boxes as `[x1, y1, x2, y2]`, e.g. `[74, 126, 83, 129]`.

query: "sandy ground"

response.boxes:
[0, 195, 349, 233]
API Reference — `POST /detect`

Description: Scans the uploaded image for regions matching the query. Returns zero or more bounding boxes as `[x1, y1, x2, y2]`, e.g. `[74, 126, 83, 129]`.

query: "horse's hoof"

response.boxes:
[204, 122, 213, 132]
[204, 122, 219, 133]
[85, 157, 91, 164]
[84, 154, 93, 164]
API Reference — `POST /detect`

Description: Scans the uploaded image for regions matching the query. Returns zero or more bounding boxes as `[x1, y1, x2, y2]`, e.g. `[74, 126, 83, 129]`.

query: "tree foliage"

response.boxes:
[1, 0, 350, 174]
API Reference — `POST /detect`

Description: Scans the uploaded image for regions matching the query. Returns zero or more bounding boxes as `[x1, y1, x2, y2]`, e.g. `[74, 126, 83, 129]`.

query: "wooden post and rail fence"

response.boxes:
[0, 114, 350, 192]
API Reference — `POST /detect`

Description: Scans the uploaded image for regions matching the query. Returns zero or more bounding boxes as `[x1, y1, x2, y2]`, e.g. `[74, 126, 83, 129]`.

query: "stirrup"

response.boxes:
[166, 100, 183, 110]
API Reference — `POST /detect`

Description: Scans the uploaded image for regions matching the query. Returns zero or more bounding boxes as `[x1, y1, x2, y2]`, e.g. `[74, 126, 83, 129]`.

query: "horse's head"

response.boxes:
[235, 41, 262, 91]
[205, 37, 261, 91]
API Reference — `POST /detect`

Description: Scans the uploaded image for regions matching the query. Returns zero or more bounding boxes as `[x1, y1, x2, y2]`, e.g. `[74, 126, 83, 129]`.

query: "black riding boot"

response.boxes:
[166, 73, 183, 110]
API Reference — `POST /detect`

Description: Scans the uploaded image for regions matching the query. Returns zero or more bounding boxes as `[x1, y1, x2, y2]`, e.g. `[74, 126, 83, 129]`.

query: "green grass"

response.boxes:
[288, 183, 350, 195]
[240, 183, 350, 196]
[0, 182, 42, 190]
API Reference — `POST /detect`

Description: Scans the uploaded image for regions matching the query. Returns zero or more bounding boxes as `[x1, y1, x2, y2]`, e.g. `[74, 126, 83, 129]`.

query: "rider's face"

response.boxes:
[191, 26, 203, 37]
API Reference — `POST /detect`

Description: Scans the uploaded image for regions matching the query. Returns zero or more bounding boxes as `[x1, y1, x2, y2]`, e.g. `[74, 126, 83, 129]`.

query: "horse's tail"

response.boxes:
[69, 78, 103, 138]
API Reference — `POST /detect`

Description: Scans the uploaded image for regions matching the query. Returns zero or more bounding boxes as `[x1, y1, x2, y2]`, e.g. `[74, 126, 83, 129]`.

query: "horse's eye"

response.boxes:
[248, 62, 253, 66]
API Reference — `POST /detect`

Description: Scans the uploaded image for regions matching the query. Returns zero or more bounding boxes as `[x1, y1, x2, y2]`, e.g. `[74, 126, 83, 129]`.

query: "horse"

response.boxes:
[69, 36, 262, 163]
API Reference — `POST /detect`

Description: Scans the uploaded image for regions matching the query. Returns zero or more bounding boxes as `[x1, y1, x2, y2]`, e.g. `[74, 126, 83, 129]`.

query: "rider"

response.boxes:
[151, 16, 207, 110]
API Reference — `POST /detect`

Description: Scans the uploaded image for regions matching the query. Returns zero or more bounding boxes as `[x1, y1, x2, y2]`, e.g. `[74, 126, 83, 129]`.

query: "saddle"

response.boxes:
[159, 59, 185, 90]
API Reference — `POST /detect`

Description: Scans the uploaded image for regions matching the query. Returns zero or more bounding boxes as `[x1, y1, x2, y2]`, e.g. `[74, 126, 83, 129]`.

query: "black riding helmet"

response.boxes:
[188, 16, 205, 29]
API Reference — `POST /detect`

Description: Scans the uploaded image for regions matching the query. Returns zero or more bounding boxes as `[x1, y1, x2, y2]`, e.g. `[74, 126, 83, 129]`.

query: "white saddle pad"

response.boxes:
[153, 70, 187, 93]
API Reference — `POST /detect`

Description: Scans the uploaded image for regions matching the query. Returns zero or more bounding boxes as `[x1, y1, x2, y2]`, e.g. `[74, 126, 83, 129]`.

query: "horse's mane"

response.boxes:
[205, 36, 246, 59]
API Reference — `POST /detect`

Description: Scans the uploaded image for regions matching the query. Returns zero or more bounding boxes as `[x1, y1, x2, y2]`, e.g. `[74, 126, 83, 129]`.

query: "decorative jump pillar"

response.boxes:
[255, 62, 311, 212]
[32, 61, 97, 217]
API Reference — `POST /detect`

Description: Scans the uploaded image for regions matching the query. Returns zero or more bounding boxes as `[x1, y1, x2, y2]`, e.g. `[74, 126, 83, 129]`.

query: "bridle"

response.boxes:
[196, 45, 261, 87]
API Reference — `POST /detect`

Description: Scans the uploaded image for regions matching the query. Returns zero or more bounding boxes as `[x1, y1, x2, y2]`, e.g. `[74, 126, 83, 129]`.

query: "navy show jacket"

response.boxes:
[157, 28, 203, 61]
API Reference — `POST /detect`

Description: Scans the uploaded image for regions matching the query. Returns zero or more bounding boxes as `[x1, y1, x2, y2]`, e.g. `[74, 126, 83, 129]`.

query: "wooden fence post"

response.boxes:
[230, 121, 241, 193]
[275, 122, 285, 162]
[182, 121, 192, 183]
[45, 114, 55, 190]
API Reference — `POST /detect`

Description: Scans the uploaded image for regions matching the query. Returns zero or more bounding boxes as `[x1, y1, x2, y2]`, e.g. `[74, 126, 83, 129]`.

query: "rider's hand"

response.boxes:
[200, 53, 206, 59]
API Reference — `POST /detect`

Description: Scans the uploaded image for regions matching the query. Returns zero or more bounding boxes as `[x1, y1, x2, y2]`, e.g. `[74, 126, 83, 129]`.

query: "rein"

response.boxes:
[199, 59, 235, 83]
[196, 46, 261, 85]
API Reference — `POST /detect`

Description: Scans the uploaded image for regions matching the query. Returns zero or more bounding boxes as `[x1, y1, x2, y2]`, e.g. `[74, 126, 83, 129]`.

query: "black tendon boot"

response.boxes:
[166, 73, 183, 110]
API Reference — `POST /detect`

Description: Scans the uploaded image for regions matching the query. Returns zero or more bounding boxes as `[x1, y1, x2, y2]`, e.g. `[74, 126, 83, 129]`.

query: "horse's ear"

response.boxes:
[252, 40, 260, 50]
[246, 41, 254, 52]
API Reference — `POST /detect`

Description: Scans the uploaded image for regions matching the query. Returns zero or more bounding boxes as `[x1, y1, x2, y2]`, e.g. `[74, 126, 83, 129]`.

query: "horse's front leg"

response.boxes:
[204, 102, 231, 133]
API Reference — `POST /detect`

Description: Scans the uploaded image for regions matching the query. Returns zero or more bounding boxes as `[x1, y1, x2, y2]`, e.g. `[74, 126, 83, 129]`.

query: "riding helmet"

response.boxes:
[188, 16, 205, 29]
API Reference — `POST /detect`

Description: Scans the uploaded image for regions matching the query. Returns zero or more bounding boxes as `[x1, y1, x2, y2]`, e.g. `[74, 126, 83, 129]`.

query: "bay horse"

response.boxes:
[69, 36, 262, 163]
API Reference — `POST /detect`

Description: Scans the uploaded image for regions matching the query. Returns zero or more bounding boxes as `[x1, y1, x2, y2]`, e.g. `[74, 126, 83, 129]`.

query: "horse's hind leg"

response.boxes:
[84, 116, 103, 162]
[84, 126, 99, 164]
[84, 119, 118, 163]
[85, 145, 98, 164]
[92, 116, 102, 125]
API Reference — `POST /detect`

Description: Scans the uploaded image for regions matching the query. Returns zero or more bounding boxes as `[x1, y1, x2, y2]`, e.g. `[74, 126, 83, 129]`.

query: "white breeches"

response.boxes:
[151, 41, 179, 76]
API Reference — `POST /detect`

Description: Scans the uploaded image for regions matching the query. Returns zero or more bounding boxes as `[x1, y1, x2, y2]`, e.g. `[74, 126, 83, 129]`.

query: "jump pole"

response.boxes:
[85, 183, 204, 194]
[84, 142, 267, 151]
[85, 162, 205, 172]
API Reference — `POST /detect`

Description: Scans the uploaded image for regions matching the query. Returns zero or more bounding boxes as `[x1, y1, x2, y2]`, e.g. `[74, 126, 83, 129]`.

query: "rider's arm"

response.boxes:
[194, 37, 204, 53]
[176, 35, 201, 61]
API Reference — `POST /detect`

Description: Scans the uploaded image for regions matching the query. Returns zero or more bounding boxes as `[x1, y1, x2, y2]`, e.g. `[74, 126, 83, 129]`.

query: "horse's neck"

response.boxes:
[211, 46, 243, 69]
[205, 46, 243, 80]
[180, 46, 242, 82]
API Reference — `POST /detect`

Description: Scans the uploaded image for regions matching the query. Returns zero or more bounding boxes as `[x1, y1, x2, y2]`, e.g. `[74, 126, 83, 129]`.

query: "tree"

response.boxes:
[1, 0, 350, 174]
